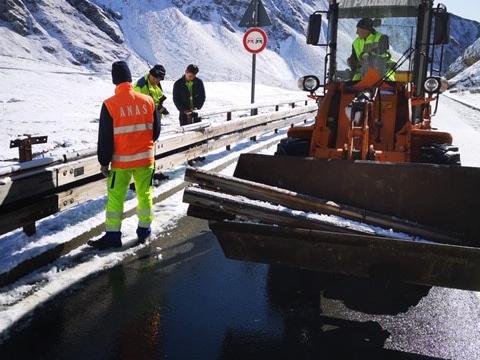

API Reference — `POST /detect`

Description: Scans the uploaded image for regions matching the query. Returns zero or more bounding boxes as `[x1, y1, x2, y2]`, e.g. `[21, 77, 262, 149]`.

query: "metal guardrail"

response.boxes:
[443, 93, 480, 112]
[198, 99, 311, 119]
[0, 99, 311, 177]
[0, 100, 317, 237]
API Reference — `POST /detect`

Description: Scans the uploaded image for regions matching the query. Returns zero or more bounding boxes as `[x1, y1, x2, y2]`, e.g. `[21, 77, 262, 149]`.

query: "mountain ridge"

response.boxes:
[0, 0, 478, 88]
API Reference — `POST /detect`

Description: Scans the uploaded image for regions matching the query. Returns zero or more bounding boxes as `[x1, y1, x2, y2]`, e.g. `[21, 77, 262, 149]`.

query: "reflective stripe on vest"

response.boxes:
[113, 123, 154, 135]
[112, 150, 155, 163]
[104, 83, 156, 169]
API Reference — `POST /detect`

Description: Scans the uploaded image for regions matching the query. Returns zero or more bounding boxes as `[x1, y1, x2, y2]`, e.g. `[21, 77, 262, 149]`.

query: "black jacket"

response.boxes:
[97, 104, 161, 166]
[173, 76, 206, 112]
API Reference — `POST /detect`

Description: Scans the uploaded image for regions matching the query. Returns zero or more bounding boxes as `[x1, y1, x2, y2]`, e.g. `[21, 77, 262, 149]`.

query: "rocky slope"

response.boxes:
[442, 14, 480, 74]
[0, 0, 143, 71]
[447, 37, 480, 90]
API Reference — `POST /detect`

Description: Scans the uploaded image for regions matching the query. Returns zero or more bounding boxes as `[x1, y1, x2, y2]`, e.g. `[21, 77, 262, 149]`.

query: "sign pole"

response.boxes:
[250, 0, 259, 113]
[251, 54, 256, 106]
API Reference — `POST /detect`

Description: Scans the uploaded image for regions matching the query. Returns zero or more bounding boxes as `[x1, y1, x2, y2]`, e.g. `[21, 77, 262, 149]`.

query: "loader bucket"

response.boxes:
[210, 221, 480, 291]
[233, 153, 480, 245]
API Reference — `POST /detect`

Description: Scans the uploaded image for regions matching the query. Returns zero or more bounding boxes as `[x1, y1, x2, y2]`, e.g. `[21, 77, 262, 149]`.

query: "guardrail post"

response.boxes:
[290, 102, 296, 109]
[275, 105, 279, 111]
[305, 100, 308, 106]
[9, 134, 48, 236]
[251, 108, 258, 116]
[227, 112, 232, 121]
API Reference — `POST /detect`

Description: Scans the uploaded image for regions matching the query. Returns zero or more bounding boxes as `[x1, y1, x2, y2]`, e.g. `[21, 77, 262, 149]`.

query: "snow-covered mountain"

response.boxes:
[1, 0, 479, 88]
[447, 37, 480, 90]
[0, 0, 146, 69]
[109, 0, 329, 87]
[441, 14, 480, 73]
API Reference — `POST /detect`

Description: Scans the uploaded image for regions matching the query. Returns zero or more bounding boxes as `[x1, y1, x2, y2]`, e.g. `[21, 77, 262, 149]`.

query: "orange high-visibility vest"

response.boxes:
[104, 82, 156, 169]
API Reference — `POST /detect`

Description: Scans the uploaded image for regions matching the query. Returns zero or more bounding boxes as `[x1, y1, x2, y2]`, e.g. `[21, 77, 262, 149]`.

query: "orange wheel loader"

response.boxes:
[184, 0, 480, 291]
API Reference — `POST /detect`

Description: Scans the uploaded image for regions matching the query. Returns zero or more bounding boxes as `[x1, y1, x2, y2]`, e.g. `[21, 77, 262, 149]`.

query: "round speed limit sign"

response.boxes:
[243, 27, 268, 54]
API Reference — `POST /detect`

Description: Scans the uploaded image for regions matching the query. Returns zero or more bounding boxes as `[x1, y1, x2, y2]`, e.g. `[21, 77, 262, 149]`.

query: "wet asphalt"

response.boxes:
[0, 216, 479, 360]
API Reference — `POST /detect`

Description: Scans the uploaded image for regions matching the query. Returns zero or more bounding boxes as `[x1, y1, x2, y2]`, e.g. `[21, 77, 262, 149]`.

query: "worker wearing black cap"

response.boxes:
[134, 64, 169, 116]
[88, 61, 161, 250]
[347, 18, 395, 81]
[173, 64, 206, 126]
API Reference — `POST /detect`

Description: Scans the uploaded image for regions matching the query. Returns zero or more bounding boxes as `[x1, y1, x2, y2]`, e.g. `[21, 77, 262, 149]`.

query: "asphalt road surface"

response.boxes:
[0, 216, 479, 360]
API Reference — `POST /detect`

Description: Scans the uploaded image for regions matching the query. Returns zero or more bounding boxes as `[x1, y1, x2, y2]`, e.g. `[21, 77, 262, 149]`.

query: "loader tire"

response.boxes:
[275, 138, 310, 157]
[420, 143, 461, 166]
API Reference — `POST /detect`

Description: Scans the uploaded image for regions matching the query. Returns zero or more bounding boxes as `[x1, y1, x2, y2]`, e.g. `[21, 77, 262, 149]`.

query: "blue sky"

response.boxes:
[440, 0, 480, 22]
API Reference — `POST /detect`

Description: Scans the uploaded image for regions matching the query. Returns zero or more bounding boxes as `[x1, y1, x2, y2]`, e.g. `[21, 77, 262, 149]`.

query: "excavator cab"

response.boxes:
[184, 0, 480, 291]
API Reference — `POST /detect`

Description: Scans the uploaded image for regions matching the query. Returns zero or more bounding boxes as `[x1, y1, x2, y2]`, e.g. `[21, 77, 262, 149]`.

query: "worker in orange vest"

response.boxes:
[88, 61, 161, 250]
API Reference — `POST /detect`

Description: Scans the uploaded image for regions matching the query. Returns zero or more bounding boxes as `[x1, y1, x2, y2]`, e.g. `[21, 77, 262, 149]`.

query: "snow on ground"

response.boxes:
[0, 58, 306, 161]
[446, 90, 480, 111]
[435, 95, 480, 167]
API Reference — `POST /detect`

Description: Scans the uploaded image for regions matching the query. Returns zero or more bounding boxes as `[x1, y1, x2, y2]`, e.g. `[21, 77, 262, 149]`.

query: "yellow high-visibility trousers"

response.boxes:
[105, 165, 155, 232]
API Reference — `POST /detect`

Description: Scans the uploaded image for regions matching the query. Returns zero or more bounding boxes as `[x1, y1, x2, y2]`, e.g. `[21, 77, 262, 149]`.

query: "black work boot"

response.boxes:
[88, 231, 122, 250]
[136, 227, 152, 244]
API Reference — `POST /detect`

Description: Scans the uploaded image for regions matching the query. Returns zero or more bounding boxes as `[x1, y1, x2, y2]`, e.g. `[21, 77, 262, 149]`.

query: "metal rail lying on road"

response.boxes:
[184, 168, 463, 245]
[0, 101, 317, 237]
[183, 167, 480, 292]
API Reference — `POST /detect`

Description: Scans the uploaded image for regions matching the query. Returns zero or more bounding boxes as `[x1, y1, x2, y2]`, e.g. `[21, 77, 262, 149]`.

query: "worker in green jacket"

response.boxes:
[348, 18, 396, 81]
[134, 65, 169, 116]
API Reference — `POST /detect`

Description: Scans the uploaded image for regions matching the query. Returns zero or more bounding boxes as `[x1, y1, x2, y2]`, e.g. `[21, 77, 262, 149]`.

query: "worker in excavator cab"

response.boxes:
[347, 18, 396, 81]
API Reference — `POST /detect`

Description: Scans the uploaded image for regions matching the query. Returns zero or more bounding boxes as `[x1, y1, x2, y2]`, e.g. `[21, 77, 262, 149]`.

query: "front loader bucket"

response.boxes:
[210, 221, 480, 291]
[233, 154, 480, 244]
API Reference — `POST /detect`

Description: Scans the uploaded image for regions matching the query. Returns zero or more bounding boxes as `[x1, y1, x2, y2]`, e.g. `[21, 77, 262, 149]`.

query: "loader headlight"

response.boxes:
[424, 77, 441, 94]
[298, 75, 321, 92]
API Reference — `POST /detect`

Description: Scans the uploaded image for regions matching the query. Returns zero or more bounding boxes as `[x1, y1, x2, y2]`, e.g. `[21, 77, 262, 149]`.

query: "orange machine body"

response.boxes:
[288, 70, 452, 163]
